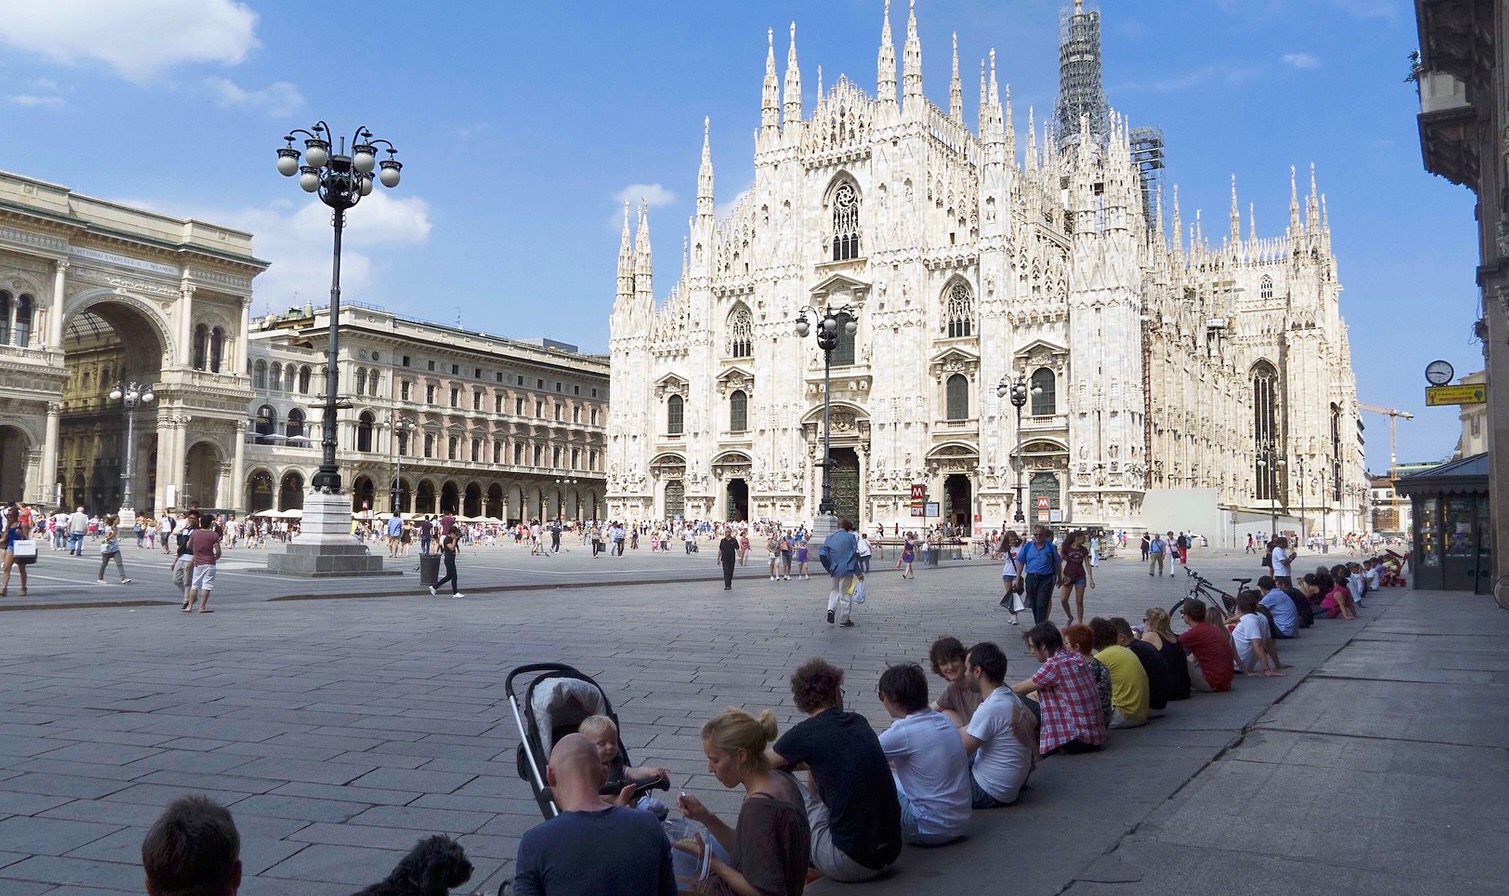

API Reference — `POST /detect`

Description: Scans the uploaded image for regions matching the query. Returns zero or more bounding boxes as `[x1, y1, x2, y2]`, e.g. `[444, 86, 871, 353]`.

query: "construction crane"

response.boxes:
[1358, 402, 1415, 478]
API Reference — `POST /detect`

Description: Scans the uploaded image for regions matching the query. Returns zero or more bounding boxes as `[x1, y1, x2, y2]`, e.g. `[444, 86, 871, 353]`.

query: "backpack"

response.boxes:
[176, 527, 194, 556]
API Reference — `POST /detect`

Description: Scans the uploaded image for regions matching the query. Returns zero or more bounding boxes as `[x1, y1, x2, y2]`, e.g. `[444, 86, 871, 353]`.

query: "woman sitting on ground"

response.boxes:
[1138, 608, 1192, 701]
[927, 636, 982, 728]
[1325, 565, 1357, 620]
[1011, 623, 1106, 755]
[677, 708, 811, 896]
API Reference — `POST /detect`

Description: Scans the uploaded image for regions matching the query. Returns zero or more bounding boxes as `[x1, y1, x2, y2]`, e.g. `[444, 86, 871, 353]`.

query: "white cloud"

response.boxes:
[1281, 52, 1319, 69]
[4, 94, 65, 107]
[1117, 64, 1262, 94]
[204, 76, 304, 117]
[614, 183, 677, 208]
[0, 0, 259, 82]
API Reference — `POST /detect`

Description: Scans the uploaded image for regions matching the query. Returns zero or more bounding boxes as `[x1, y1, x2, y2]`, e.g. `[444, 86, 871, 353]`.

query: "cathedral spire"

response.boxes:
[1306, 162, 1321, 230]
[949, 32, 963, 123]
[634, 199, 653, 306]
[1249, 202, 1256, 245]
[1229, 174, 1241, 246]
[1171, 185, 1183, 258]
[902, 0, 923, 117]
[697, 117, 714, 219]
[816, 64, 823, 103]
[1003, 82, 1015, 157]
[1154, 183, 1165, 248]
[1054, 0, 1109, 150]
[761, 28, 779, 135]
[1288, 164, 1301, 233]
[978, 59, 988, 135]
[1026, 106, 1038, 170]
[615, 200, 633, 305]
[783, 22, 802, 127]
[877, 0, 897, 108]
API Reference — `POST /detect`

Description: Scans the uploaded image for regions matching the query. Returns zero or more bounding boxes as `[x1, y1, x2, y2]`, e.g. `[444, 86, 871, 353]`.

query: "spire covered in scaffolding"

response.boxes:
[1054, 0, 1109, 150]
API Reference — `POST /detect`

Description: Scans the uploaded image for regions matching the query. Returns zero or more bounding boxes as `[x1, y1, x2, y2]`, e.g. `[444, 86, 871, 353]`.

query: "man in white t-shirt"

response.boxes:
[877, 663, 971, 846]
[960, 642, 1038, 808]
[1231, 593, 1281, 677]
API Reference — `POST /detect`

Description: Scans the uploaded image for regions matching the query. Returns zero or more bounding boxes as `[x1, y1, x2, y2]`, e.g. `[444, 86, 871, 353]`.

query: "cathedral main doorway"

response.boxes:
[944, 474, 972, 533]
[60, 302, 165, 515]
[727, 478, 749, 522]
[828, 448, 861, 525]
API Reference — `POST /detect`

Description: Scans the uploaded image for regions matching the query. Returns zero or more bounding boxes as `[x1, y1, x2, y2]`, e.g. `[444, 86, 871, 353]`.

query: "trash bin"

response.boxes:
[927, 545, 941, 567]
[419, 553, 441, 586]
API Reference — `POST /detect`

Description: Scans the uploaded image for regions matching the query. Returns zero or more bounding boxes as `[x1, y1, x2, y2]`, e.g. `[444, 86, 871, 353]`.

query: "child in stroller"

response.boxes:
[579, 714, 671, 813]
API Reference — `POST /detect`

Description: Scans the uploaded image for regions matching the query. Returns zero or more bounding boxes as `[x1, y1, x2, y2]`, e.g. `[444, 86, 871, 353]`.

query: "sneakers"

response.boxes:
[451, 592, 465, 599]
[97, 579, 106, 584]
[770, 575, 776, 581]
[428, 585, 437, 597]
[120, 578, 132, 585]
[1009, 616, 1019, 625]
[826, 610, 835, 624]
[839, 619, 855, 627]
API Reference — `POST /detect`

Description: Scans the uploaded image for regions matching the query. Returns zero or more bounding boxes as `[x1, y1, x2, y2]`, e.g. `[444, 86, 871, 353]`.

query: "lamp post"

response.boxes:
[107, 382, 155, 514]
[388, 414, 416, 514]
[794, 303, 858, 527]
[276, 122, 402, 494]
[1255, 438, 1286, 540]
[1295, 454, 1307, 547]
[553, 477, 578, 519]
[997, 374, 1030, 524]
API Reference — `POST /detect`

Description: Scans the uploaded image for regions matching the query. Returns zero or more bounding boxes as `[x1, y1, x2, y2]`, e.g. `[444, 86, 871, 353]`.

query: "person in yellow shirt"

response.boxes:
[1088, 617, 1149, 728]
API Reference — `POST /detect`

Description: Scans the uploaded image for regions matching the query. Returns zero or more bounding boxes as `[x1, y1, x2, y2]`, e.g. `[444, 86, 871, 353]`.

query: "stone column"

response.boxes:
[172, 417, 189, 506]
[40, 401, 60, 507]
[231, 420, 247, 513]
[177, 282, 194, 367]
[216, 461, 233, 513]
[47, 260, 67, 348]
[25, 447, 44, 505]
[153, 416, 176, 510]
[234, 297, 251, 375]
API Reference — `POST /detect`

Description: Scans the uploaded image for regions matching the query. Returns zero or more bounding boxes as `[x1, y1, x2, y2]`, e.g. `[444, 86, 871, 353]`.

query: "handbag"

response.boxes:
[1009, 590, 1027, 614]
[10, 539, 38, 564]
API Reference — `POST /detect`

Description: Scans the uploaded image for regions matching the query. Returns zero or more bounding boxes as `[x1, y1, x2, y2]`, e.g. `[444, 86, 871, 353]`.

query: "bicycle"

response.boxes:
[1169, 566, 1243, 624]
[1494, 574, 1509, 611]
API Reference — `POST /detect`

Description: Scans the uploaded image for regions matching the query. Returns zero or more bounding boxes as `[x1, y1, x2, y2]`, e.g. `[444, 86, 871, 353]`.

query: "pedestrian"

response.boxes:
[718, 527, 738, 591]
[2, 503, 32, 597]
[96, 514, 132, 585]
[1015, 526, 1061, 626]
[68, 505, 88, 556]
[1147, 531, 1167, 577]
[1165, 531, 1180, 574]
[429, 526, 464, 599]
[385, 510, 403, 558]
[997, 529, 1025, 623]
[819, 518, 863, 627]
[1139, 532, 1150, 563]
[1175, 531, 1190, 566]
[766, 531, 781, 582]
[899, 532, 916, 579]
[1057, 530, 1094, 626]
[184, 518, 222, 614]
[856, 530, 872, 574]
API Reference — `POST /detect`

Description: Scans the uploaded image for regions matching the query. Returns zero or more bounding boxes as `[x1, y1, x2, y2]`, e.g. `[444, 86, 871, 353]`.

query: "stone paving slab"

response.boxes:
[0, 547, 1436, 894]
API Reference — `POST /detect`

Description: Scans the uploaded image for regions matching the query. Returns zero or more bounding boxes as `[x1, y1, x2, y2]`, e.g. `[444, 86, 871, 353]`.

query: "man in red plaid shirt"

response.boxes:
[1012, 622, 1106, 755]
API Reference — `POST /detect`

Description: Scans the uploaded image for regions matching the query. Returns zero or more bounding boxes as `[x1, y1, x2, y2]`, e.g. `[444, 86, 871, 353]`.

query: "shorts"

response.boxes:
[1067, 577, 1087, 588]
[191, 564, 217, 591]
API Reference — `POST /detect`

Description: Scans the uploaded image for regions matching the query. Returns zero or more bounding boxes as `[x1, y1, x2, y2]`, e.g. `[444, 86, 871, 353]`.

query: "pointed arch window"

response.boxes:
[1030, 367, 1056, 415]
[1252, 361, 1279, 501]
[1260, 275, 1274, 301]
[666, 394, 685, 436]
[944, 281, 974, 338]
[945, 374, 969, 421]
[727, 306, 753, 358]
[831, 180, 861, 261]
[729, 389, 748, 433]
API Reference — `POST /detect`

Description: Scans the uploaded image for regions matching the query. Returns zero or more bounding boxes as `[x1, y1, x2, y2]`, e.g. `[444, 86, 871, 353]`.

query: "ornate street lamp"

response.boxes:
[107, 382, 154, 513]
[795, 303, 858, 524]
[554, 477, 578, 519]
[997, 374, 1030, 524]
[388, 414, 416, 514]
[276, 122, 402, 494]
[1256, 438, 1286, 540]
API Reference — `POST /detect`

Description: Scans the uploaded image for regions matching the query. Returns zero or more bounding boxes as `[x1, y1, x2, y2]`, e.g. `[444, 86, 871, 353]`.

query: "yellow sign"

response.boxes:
[1425, 384, 1487, 406]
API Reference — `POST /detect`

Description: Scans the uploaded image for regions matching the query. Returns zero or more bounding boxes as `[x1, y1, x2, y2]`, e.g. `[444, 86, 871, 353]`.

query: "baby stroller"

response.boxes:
[506, 662, 669, 820]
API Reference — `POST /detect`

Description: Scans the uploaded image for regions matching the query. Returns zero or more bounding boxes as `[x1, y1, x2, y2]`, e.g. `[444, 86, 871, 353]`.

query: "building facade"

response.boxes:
[606, 2, 1367, 534]
[0, 170, 264, 514]
[244, 305, 608, 523]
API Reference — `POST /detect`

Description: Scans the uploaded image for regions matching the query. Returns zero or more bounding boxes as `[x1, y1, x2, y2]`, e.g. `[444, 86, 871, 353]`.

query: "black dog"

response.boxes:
[351, 834, 473, 896]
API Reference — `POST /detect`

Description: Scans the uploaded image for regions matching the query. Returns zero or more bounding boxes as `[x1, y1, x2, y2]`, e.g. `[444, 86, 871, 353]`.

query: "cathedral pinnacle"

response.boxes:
[762, 28, 779, 133]
[949, 33, 963, 123]
[902, 0, 923, 116]
[1229, 174, 1241, 246]
[877, 0, 897, 107]
[784, 22, 802, 126]
[697, 117, 714, 217]
[1288, 165, 1301, 233]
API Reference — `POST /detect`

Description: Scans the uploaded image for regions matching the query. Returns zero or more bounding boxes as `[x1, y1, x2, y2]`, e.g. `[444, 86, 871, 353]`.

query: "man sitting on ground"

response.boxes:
[962, 642, 1038, 807]
[1179, 602, 1236, 693]
[1230, 592, 1284, 678]
[1111, 617, 1170, 717]
[1011, 623, 1105, 755]
[142, 795, 242, 896]
[1088, 617, 1150, 728]
[1257, 575, 1299, 639]
[876, 662, 971, 845]
[768, 658, 901, 882]
[513, 734, 676, 896]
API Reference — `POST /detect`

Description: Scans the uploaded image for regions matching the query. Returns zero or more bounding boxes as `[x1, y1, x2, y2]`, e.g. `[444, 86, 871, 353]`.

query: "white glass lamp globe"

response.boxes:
[142, 390, 155, 403]
[299, 171, 320, 193]
[303, 140, 329, 168]
[378, 163, 401, 188]
[844, 318, 858, 335]
[353, 149, 376, 174]
[108, 387, 123, 400]
[795, 318, 810, 337]
[358, 176, 374, 196]
[276, 153, 299, 177]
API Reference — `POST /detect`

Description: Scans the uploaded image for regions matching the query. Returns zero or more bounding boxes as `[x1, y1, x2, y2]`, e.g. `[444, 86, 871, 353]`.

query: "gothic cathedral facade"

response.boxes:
[607, 1, 1366, 537]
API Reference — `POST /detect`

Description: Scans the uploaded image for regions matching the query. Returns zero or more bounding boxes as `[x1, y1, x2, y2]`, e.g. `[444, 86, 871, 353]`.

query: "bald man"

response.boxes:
[513, 733, 676, 896]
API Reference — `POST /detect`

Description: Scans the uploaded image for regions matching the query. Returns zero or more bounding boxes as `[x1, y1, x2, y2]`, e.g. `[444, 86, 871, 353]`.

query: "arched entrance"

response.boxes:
[392, 477, 411, 514]
[351, 475, 375, 513]
[184, 442, 220, 509]
[463, 482, 483, 517]
[0, 426, 29, 503]
[60, 300, 165, 514]
[246, 470, 275, 513]
[279, 471, 305, 510]
[944, 474, 972, 533]
[486, 483, 504, 520]
[1029, 472, 1061, 526]
[415, 479, 436, 515]
[440, 481, 460, 515]
[828, 447, 861, 525]
[727, 478, 749, 522]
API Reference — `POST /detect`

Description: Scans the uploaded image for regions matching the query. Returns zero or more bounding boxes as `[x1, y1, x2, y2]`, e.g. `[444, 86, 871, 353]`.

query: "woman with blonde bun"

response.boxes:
[676, 708, 811, 896]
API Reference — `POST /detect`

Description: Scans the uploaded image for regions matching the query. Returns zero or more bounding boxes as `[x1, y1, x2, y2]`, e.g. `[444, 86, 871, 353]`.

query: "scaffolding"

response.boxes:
[1054, 0, 1109, 150]
[1129, 126, 1166, 231]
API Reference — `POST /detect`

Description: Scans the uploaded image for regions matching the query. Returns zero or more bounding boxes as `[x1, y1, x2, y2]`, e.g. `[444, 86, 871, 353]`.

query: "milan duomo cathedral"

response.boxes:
[606, 0, 1366, 538]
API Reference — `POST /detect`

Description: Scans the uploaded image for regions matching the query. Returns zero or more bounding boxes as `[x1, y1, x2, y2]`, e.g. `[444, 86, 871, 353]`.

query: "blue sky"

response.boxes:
[0, 0, 1478, 471]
